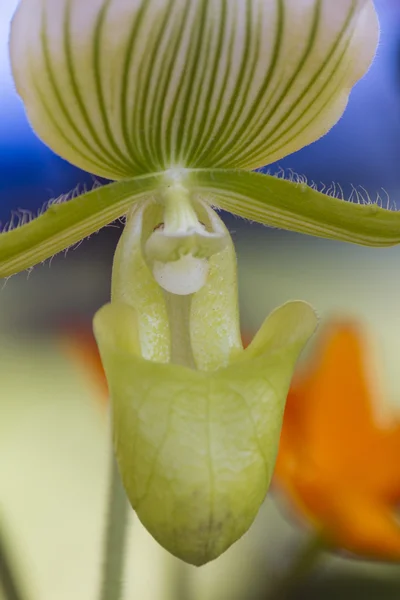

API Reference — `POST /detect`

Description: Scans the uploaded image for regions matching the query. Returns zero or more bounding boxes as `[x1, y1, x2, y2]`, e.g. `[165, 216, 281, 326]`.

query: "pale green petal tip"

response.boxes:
[244, 300, 318, 360]
[93, 300, 317, 566]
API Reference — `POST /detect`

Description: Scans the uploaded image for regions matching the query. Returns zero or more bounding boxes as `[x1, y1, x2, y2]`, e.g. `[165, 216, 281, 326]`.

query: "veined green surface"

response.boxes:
[94, 300, 317, 565]
[1, 169, 400, 278]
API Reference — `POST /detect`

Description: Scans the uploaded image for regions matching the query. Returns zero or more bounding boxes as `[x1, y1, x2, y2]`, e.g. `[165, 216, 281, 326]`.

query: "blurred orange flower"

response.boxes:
[62, 326, 109, 404]
[275, 320, 400, 561]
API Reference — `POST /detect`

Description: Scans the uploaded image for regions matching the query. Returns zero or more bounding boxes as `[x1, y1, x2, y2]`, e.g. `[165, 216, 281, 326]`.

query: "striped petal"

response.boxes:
[10, 0, 378, 180]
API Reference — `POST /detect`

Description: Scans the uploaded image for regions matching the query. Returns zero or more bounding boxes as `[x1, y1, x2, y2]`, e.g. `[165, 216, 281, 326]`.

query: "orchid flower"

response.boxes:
[4, 0, 396, 567]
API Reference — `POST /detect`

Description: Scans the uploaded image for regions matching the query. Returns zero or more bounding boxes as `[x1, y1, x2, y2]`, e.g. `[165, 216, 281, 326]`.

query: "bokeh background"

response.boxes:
[1, 0, 400, 599]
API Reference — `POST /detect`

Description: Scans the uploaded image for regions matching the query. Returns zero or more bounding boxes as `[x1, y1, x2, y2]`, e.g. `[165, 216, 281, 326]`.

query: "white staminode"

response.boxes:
[146, 184, 228, 295]
[153, 255, 208, 295]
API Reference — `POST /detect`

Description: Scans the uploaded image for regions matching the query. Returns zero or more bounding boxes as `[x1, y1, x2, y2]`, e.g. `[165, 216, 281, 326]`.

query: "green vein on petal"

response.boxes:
[0, 174, 166, 278]
[1, 168, 400, 280]
[190, 169, 400, 247]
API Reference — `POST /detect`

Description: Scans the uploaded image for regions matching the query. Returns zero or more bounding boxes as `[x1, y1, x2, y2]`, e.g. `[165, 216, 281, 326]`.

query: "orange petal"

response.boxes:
[281, 321, 388, 482]
[61, 326, 109, 405]
[330, 498, 400, 561]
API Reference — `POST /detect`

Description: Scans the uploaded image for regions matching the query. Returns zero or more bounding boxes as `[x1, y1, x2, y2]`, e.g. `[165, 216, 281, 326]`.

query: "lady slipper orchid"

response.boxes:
[93, 203, 317, 565]
[275, 321, 400, 561]
[3, 0, 400, 567]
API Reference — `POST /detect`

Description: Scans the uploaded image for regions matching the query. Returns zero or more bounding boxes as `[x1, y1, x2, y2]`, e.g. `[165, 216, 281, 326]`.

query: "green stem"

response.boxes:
[99, 449, 130, 600]
[172, 562, 192, 600]
[264, 532, 326, 600]
[0, 523, 27, 600]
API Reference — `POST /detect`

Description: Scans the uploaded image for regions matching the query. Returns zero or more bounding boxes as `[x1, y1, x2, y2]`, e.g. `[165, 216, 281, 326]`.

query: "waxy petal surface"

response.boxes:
[94, 300, 317, 564]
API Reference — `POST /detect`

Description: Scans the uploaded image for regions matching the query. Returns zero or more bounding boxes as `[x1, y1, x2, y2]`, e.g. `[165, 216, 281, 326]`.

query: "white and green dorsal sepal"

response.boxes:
[4, 0, 396, 280]
[94, 201, 317, 564]
[11, 0, 379, 179]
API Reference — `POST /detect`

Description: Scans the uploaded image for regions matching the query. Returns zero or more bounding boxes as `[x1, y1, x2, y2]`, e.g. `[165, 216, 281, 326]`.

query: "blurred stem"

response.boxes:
[99, 448, 129, 600]
[265, 532, 327, 600]
[174, 562, 192, 600]
[0, 523, 27, 600]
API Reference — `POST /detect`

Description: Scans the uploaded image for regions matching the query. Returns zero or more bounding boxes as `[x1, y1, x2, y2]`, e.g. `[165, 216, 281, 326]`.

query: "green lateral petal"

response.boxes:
[10, 0, 378, 178]
[93, 300, 316, 565]
[0, 174, 165, 278]
[1, 166, 400, 279]
[190, 169, 400, 247]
